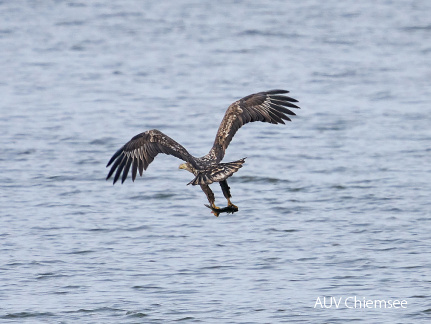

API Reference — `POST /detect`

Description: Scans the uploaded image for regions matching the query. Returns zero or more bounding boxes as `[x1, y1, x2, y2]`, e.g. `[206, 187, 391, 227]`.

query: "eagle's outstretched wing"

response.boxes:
[210, 89, 300, 162]
[106, 129, 197, 184]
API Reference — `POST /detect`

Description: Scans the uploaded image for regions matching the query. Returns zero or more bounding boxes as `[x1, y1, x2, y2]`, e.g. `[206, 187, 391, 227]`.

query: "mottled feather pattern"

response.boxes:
[210, 89, 299, 162]
[188, 158, 246, 185]
[106, 129, 197, 184]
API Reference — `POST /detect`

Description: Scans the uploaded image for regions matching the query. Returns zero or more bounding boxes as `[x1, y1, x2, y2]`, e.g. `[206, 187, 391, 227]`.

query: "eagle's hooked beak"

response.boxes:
[179, 163, 187, 170]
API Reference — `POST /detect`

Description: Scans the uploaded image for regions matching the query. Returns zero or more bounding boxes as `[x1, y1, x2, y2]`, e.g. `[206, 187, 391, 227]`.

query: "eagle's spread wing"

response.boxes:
[210, 89, 299, 162]
[106, 129, 197, 184]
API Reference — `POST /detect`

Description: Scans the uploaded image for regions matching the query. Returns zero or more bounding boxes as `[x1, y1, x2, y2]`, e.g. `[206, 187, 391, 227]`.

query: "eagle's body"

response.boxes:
[106, 89, 299, 216]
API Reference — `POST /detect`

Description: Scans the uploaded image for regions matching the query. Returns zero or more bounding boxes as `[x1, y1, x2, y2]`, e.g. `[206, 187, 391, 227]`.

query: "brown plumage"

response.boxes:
[106, 89, 300, 215]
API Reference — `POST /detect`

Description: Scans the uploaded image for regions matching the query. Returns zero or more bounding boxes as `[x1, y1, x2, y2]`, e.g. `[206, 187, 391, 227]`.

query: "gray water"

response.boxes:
[1, 1, 431, 323]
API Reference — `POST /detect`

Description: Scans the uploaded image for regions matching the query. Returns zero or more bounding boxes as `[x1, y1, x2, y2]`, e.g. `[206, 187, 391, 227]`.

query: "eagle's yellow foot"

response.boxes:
[211, 204, 221, 217]
[227, 199, 238, 210]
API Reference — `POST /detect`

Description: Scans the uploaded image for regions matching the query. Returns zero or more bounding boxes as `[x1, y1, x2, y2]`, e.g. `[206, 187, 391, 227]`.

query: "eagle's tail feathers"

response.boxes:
[188, 158, 246, 186]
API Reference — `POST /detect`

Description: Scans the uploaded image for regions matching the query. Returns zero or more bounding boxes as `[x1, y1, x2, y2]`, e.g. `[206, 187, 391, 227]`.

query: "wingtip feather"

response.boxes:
[266, 89, 289, 94]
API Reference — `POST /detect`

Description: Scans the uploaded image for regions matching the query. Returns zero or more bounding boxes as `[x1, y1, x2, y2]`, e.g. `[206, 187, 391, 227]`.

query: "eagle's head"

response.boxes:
[179, 162, 195, 174]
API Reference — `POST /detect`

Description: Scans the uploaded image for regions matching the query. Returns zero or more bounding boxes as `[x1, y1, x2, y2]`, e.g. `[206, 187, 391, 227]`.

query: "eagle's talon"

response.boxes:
[212, 205, 221, 217]
[228, 203, 238, 210]
[204, 204, 221, 217]
[227, 198, 238, 211]
[212, 210, 221, 217]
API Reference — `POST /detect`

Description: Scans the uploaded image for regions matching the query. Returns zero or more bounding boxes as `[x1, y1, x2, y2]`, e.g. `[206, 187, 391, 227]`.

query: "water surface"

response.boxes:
[1, 1, 430, 323]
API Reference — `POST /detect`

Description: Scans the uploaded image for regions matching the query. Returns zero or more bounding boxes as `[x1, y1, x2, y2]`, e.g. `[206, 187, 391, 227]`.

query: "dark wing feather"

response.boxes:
[210, 89, 300, 162]
[106, 129, 198, 184]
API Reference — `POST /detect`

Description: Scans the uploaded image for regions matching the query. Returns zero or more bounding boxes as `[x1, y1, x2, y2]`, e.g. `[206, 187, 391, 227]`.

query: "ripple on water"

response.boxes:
[1, 1, 430, 323]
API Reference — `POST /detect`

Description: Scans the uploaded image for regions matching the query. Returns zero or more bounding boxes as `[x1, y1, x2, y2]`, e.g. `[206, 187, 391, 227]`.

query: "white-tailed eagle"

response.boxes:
[106, 90, 299, 216]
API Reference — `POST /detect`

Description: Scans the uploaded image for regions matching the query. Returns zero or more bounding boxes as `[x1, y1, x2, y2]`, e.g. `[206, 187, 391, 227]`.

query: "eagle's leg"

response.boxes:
[219, 180, 238, 209]
[200, 184, 220, 216]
